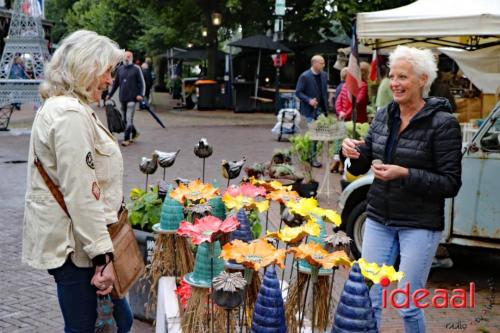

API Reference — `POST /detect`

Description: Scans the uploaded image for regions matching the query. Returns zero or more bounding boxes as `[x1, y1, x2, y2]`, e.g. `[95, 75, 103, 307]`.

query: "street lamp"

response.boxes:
[187, 42, 193, 48]
[211, 12, 222, 26]
[201, 27, 208, 37]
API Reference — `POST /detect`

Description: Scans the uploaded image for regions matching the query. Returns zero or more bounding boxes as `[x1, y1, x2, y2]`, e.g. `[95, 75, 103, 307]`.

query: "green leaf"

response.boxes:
[148, 205, 162, 226]
[251, 222, 262, 239]
[140, 212, 149, 230]
[129, 210, 142, 226]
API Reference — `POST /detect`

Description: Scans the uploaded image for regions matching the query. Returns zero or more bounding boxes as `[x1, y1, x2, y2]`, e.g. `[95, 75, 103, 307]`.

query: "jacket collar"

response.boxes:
[386, 97, 452, 123]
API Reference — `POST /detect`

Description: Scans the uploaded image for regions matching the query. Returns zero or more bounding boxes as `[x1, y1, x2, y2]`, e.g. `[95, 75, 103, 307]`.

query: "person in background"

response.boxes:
[335, 61, 370, 123]
[9, 55, 30, 110]
[375, 65, 393, 111]
[141, 62, 153, 104]
[330, 67, 349, 173]
[295, 54, 329, 168]
[23, 30, 133, 333]
[9, 55, 29, 79]
[342, 46, 462, 333]
[334, 67, 348, 116]
[145, 57, 156, 82]
[108, 51, 145, 147]
[430, 71, 457, 112]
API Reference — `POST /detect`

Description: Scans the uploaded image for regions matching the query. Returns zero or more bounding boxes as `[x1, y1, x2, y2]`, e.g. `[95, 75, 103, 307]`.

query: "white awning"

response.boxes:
[439, 46, 500, 94]
[357, 0, 500, 49]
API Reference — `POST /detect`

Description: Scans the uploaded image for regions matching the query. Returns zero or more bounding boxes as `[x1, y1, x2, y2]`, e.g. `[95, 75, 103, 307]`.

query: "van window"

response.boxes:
[480, 118, 500, 152]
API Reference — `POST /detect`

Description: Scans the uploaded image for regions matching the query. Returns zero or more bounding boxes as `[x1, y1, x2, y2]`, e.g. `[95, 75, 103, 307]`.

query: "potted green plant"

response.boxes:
[127, 186, 163, 321]
[128, 186, 163, 232]
[289, 133, 320, 197]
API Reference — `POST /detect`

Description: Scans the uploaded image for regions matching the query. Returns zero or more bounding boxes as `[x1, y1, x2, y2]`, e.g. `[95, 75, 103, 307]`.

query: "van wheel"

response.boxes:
[345, 200, 367, 259]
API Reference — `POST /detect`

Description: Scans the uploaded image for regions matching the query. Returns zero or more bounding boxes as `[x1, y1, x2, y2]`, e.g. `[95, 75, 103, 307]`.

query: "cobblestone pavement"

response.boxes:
[1, 96, 498, 332]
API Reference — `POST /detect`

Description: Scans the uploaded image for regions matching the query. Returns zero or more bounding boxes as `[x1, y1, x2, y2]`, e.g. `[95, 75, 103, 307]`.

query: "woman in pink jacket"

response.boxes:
[336, 62, 370, 123]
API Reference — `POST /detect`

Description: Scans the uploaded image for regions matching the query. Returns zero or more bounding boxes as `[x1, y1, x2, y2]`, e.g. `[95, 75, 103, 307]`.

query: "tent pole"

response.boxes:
[255, 49, 261, 97]
[230, 46, 234, 108]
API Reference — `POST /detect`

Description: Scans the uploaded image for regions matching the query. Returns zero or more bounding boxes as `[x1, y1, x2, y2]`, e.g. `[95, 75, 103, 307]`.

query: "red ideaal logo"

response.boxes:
[380, 277, 475, 309]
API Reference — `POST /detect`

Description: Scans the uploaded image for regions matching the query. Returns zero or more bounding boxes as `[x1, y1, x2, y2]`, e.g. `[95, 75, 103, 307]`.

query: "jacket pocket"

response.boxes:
[94, 142, 114, 182]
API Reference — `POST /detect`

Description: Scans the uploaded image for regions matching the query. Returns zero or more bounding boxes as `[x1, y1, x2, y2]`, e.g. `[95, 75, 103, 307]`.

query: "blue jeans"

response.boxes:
[121, 101, 137, 141]
[48, 259, 133, 333]
[361, 218, 442, 333]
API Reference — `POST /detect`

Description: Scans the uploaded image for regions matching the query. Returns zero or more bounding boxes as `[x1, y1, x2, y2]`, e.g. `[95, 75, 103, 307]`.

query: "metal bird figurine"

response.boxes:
[139, 152, 159, 190]
[155, 149, 180, 180]
[221, 157, 246, 188]
[194, 138, 213, 182]
[194, 138, 213, 158]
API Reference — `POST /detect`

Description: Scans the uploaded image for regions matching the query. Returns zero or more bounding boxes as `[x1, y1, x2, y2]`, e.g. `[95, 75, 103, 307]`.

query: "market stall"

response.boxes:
[356, 0, 500, 122]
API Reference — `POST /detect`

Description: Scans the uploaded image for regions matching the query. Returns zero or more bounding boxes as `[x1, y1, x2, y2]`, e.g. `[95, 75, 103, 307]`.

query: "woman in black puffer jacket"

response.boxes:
[342, 46, 462, 333]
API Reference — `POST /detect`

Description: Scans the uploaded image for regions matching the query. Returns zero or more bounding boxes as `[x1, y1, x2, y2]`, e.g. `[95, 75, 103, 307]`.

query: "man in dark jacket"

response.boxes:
[141, 62, 153, 103]
[295, 55, 329, 167]
[108, 51, 145, 146]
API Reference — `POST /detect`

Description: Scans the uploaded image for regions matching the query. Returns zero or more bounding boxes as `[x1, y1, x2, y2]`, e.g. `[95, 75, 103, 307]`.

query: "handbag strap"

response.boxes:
[33, 154, 71, 219]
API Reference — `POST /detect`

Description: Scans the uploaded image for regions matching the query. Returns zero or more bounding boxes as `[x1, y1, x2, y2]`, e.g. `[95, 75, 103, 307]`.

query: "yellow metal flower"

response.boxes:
[357, 258, 405, 284]
[250, 177, 289, 192]
[220, 239, 286, 271]
[316, 208, 342, 226]
[286, 197, 320, 217]
[222, 193, 269, 212]
[288, 242, 352, 269]
[286, 197, 342, 226]
[170, 179, 219, 204]
[267, 220, 320, 243]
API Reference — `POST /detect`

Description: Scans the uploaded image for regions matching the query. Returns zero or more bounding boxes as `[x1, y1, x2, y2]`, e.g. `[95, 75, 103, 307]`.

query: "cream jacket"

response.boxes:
[22, 96, 123, 269]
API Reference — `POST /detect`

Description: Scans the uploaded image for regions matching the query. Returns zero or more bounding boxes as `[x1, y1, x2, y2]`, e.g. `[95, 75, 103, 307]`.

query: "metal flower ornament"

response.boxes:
[176, 215, 240, 245]
[286, 197, 342, 226]
[288, 242, 351, 270]
[356, 258, 404, 284]
[220, 238, 286, 271]
[266, 220, 321, 244]
[170, 179, 219, 206]
[222, 193, 270, 213]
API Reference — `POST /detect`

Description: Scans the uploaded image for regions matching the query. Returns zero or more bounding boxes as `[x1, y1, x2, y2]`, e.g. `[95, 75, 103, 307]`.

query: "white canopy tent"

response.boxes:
[439, 45, 500, 94]
[357, 0, 500, 50]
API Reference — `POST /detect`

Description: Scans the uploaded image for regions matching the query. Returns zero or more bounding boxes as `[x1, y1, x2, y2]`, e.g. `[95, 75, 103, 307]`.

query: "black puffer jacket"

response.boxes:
[349, 97, 462, 230]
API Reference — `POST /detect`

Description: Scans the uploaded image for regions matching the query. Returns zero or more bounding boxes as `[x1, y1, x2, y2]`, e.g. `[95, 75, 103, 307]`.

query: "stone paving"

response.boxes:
[0, 94, 499, 333]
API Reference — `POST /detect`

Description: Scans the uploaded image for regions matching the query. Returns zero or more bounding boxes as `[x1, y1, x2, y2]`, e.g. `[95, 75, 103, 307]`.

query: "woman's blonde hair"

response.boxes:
[388, 45, 438, 97]
[40, 30, 124, 101]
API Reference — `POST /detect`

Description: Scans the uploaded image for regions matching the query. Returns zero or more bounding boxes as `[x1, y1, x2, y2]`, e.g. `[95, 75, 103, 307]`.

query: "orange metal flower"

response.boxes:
[249, 177, 288, 193]
[170, 179, 219, 204]
[287, 242, 351, 269]
[220, 239, 286, 271]
[266, 188, 299, 204]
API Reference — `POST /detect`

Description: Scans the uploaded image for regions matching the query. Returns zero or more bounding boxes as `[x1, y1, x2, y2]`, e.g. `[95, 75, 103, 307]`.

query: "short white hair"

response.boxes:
[40, 30, 124, 102]
[388, 46, 437, 97]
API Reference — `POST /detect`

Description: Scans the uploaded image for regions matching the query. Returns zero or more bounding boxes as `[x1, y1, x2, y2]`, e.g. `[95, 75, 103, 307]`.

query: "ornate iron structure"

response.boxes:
[0, 0, 50, 129]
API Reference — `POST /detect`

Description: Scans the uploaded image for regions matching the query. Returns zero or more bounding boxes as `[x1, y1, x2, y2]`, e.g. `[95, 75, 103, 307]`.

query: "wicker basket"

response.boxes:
[307, 121, 346, 141]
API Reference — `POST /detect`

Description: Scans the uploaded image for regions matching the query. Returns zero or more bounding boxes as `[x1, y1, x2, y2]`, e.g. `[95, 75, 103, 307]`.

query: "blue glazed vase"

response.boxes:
[209, 196, 226, 220]
[331, 262, 378, 333]
[251, 266, 287, 333]
[184, 241, 225, 288]
[230, 208, 254, 243]
[158, 193, 185, 232]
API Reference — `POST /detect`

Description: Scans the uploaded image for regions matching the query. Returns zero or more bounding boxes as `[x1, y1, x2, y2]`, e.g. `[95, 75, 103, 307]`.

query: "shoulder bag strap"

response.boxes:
[33, 154, 71, 220]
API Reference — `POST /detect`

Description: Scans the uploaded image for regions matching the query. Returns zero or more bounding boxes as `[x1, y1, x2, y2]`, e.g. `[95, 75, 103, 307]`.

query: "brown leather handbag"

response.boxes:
[34, 156, 145, 299]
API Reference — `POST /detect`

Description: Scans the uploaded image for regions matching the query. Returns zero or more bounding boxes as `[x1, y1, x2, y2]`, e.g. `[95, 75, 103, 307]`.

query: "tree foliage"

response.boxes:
[45, 0, 414, 56]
